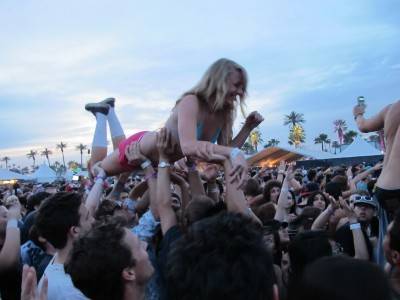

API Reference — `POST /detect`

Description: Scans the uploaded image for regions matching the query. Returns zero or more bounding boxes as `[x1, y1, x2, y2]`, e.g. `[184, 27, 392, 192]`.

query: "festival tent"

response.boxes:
[247, 145, 335, 167]
[0, 169, 29, 181]
[31, 164, 57, 183]
[334, 136, 382, 158]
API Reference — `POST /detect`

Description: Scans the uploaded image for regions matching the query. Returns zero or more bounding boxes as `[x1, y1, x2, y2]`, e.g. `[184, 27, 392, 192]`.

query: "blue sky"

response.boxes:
[0, 0, 399, 168]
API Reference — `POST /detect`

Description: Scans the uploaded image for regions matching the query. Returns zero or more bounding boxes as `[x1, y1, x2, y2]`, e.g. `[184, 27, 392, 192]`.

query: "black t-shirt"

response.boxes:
[335, 222, 374, 260]
[0, 266, 21, 300]
[157, 225, 182, 300]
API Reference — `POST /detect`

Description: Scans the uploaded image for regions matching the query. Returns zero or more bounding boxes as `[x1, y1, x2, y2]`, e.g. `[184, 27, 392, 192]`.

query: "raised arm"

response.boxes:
[156, 128, 178, 235]
[230, 111, 264, 148]
[311, 195, 339, 231]
[0, 203, 21, 271]
[353, 104, 390, 133]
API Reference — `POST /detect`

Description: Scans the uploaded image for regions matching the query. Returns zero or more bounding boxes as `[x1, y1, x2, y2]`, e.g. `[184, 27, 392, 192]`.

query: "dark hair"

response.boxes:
[307, 169, 317, 181]
[27, 192, 50, 212]
[166, 212, 276, 300]
[244, 178, 261, 197]
[263, 180, 282, 203]
[288, 231, 332, 282]
[184, 195, 226, 226]
[34, 192, 82, 249]
[289, 256, 392, 300]
[254, 202, 276, 224]
[306, 191, 329, 208]
[389, 209, 400, 252]
[95, 199, 122, 221]
[66, 221, 135, 300]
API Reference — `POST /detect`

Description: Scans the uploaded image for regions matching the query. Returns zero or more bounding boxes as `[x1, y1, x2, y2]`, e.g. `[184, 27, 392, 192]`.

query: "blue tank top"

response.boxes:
[196, 122, 221, 144]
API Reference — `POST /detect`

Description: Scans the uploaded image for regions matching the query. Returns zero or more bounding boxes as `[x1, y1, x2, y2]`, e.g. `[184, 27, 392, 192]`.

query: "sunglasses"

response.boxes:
[351, 195, 372, 201]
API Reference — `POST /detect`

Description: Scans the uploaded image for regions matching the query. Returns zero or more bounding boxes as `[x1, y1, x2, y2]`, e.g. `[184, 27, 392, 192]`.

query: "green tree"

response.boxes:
[332, 141, 341, 154]
[288, 124, 306, 147]
[241, 141, 255, 155]
[314, 133, 329, 151]
[41, 148, 53, 166]
[1, 156, 11, 169]
[249, 129, 263, 151]
[343, 130, 358, 144]
[264, 138, 280, 148]
[368, 134, 380, 149]
[56, 141, 67, 168]
[76, 144, 87, 167]
[27, 150, 38, 167]
[284, 111, 305, 127]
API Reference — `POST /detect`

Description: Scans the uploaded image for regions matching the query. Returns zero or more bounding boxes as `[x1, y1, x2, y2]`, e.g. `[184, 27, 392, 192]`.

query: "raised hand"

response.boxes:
[125, 141, 148, 165]
[229, 151, 249, 189]
[21, 265, 48, 300]
[244, 111, 264, 129]
[353, 104, 366, 119]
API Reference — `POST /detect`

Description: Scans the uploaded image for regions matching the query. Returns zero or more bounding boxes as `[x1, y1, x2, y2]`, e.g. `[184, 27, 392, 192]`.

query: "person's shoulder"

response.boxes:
[179, 94, 200, 108]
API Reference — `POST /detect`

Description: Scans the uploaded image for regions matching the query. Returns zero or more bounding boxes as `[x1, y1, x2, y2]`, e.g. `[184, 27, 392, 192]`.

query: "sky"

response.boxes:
[0, 0, 399, 168]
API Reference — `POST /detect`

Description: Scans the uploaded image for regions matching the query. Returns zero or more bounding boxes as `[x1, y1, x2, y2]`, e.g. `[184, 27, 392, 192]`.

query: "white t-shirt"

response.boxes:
[39, 255, 88, 300]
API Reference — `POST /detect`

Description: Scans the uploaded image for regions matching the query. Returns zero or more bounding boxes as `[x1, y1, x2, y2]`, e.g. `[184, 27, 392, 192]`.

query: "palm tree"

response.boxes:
[343, 130, 358, 144]
[241, 141, 255, 155]
[27, 150, 38, 167]
[284, 111, 305, 128]
[314, 133, 329, 151]
[368, 134, 380, 149]
[76, 144, 87, 167]
[249, 129, 263, 152]
[56, 141, 67, 168]
[326, 139, 331, 153]
[332, 141, 341, 154]
[288, 124, 306, 147]
[41, 148, 53, 166]
[1, 157, 11, 169]
[333, 119, 347, 145]
[264, 138, 280, 148]
[284, 112, 306, 147]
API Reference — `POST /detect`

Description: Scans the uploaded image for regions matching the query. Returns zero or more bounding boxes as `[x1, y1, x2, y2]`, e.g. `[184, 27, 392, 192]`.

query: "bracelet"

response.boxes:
[145, 172, 157, 181]
[350, 223, 361, 230]
[230, 148, 242, 160]
[7, 219, 18, 229]
[158, 161, 171, 168]
[140, 160, 152, 170]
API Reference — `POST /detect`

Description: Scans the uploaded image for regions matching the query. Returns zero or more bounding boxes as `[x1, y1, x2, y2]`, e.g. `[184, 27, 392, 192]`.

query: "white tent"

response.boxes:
[335, 136, 382, 158]
[32, 164, 57, 183]
[0, 169, 29, 181]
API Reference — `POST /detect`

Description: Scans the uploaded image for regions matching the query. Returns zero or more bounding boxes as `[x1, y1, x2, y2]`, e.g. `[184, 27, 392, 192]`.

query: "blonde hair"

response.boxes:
[177, 58, 248, 145]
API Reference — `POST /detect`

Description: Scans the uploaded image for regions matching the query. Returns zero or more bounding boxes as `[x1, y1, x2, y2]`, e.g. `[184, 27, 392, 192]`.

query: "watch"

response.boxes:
[158, 161, 171, 168]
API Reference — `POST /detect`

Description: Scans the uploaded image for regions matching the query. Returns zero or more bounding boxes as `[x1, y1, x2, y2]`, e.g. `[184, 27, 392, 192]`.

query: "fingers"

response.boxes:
[40, 275, 48, 300]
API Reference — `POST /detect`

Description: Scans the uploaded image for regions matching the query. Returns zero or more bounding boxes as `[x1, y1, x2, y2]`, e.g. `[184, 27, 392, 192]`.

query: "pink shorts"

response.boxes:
[118, 131, 148, 170]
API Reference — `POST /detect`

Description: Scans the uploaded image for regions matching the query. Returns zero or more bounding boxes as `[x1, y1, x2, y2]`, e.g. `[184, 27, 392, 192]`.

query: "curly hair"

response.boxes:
[65, 220, 135, 300]
[166, 212, 275, 300]
[262, 180, 282, 203]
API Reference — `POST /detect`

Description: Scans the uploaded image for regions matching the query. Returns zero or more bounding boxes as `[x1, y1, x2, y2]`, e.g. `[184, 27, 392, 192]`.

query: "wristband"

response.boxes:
[158, 161, 171, 168]
[350, 223, 361, 230]
[186, 160, 197, 172]
[7, 219, 18, 229]
[230, 148, 242, 160]
[140, 160, 152, 170]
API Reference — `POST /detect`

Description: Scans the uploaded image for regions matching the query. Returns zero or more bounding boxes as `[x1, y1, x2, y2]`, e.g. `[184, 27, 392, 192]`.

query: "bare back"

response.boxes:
[378, 100, 400, 189]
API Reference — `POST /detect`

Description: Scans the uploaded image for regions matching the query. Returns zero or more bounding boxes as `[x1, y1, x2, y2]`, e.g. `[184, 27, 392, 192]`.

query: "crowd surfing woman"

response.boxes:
[88, 58, 264, 186]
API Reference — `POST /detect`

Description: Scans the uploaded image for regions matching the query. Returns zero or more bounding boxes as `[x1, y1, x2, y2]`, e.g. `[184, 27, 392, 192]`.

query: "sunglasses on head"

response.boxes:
[351, 195, 372, 201]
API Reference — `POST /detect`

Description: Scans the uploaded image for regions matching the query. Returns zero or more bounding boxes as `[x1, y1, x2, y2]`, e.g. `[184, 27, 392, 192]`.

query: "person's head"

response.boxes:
[244, 178, 261, 199]
[66, 220, 153, 300]
[184, 195, 225, 227]
[34, 192, 93, 250]
[263, 180, 282, 204]
[291, 207, 322, 232]
[180, 58, 248, 145]
[349, 192, 376, 223]
[4, 195, 19, 209]
[384, 209, 400, 266]
[166, 212, 278, 300]
[254, 202, 276, 224]
[289, 256, 392, 300]
[285, 190, 297, 214]
[307, 169, 317, 182]
[288, 231, 332, 281]
[307, 191, 328, 211]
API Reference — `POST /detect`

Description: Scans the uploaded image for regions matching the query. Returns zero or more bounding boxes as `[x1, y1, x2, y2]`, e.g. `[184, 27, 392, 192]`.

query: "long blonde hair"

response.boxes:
[177, 58, 248, 145]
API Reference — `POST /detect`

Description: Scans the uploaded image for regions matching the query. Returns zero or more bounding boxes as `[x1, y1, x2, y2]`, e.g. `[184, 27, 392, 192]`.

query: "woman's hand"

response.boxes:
[353, 104, 365, 119]
[244, 111, 264, 129]
[125, 141, 148, 165]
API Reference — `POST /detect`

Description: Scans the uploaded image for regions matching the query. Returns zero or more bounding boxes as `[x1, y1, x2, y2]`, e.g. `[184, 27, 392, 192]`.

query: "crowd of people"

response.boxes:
[0, 59, 399, 300]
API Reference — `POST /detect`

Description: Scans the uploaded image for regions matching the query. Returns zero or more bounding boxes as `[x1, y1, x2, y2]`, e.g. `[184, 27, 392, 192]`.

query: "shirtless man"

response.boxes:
[353, 100, 400, 216]
[354, 100, 400, 265]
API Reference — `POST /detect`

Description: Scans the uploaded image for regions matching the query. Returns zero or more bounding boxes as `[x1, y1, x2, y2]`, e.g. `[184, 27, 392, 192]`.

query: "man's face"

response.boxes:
[123, 229, 154, 285]
[354, 204, 375, 222]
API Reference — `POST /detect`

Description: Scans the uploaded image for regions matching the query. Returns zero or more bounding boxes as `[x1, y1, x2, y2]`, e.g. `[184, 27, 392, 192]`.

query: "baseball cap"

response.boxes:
[351, 195, 377, 209]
